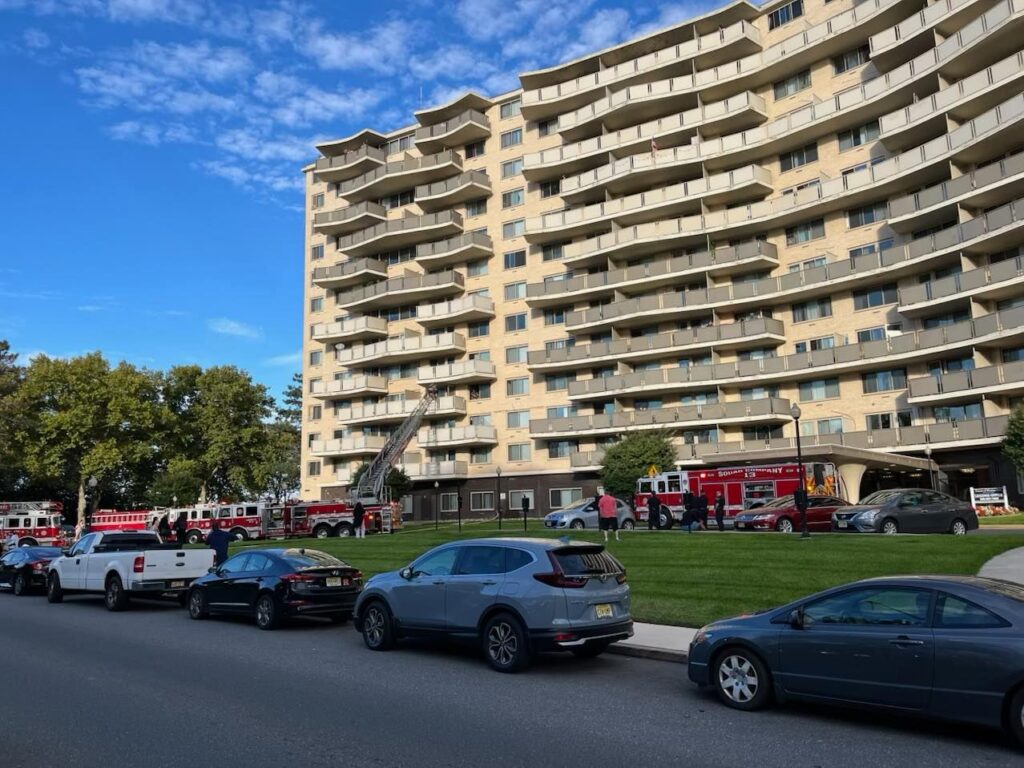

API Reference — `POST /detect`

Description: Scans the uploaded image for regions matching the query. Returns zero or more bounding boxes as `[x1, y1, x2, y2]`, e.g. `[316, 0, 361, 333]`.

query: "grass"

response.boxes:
[979, 514, 1024, 525]
[231, 523, 1024, 628]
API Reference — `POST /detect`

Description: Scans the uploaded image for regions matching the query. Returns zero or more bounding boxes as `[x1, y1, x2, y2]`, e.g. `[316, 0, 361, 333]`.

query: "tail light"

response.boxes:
[133, 556, 144, 573]
[533, 552, 588, 589]
[616, 570, 627, 585]
[281, 573, 316, 591]
[352, 570, 363, 586]
[32, 561, 47, 572]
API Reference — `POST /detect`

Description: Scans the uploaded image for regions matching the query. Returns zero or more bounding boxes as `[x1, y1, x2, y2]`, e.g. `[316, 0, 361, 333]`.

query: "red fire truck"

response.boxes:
[89, 509, 163, 533]
[165, 501, 386, 543]
[635, 462, 842, 525]
[0, 501, 66, 547]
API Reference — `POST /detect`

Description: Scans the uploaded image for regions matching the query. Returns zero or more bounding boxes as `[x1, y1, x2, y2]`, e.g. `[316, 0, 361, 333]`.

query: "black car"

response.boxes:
[832, 489, 979, 534]
[0, 547, 63, 595]
[186, 548, 362, 630]
[688, 576, 1024, 746]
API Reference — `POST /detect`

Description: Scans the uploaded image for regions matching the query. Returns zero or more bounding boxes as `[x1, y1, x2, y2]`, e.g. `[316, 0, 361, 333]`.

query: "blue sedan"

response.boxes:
[688, 576, 1024, 746]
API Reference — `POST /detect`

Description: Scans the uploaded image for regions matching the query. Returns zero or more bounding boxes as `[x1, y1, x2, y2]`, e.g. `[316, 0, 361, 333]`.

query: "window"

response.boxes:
[466, 198, 487, 216]
[311, 244, 324, 260]
[794, 336, 834, 354]
[312, 192, 324, 209]
[468, 320, 490, 338]
[504, 281, 526, 300]
[502, 219, 525, 239]
[788, 256, 827, 273]
[802, 587, 931, 626]
[838, 120, 880, 151]
[538, 118, 557, 136]
[470, 447, 493, 464]
[635, 399, 662, 411]
[501, 158, 523, 178]
[413, 547, 459, 576]
[743, 425, 783, 441]
[508, 443, 531, 461]
[507, 410, 530, 428]
[505, 313, 527, 332]
[847, 202, 888, 228]
[867, 411, 912, 430]
[500, 98, 521, 119]
[768, 0, 802, 30]
[469, 382, 491, 400]
[857, 324, 901, 343]
[545, 373, 572, 391]
[469, 350, 491, 361]
[923, 310, 970, 330]
[740, 386, 779, 401]
[539, 179, 560, 198]
[385, 134, 414, 155]
[862, 368, 907, 394]
[550, 487, 583, 509]
[505, 345, 528, 364]
[219, 553, 252, 575]
[502, 188, 524, 208]
[470, 492, 495, 511]
[545, 338, 574, 352]
[833, 44, 870, 74]
[792, 297, 832, 323]
[507, 377, 529, 396]
[440, 493, 458, 513]
[309, 350, 322, 366]
[785, 218, 825, 245]
[801, 417, 844, 436]
[547, 405, 577, 418]
[799, 378, 840, 401]
[310, 297, 323, 313]
[544, 308, 565, 326]
[380, 246, 415, 266]
[308, 377, 320, 393]
[379, 189, 414, 210]
[781, 179, 821, 197]
[935, 593, 1006, 628]
[773, 69, 811, 100]
[307, 461, 321, 477]
[467, 260, 488, 277]
[539, 244, 565, 263]
[500, 128, 523, 148]
[853, 283, 898, 310]
[308, 404, 322, 420]
[778, 142, 818, 173]
[454, 546, 508, 576]
[934, 403, 983, 422]
[465, 140, 485, 158]
[548, 439, 577, 458]
[1003, 346, 1024, 363]
[849, 238, 894, 259]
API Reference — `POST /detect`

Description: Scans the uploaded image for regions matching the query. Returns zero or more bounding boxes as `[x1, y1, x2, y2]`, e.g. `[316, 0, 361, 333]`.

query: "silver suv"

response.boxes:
[543, 498, 636, 530]
[354, 537, 633, 672]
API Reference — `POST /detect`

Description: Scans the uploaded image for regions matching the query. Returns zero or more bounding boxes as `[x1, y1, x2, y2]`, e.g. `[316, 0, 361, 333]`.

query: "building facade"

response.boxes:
[301, 0, 1024, 517]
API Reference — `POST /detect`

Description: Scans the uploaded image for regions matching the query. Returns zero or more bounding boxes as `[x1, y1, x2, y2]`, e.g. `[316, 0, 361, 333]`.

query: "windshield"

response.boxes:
[281, 550, 348, 569]
[858, 490, 903, 505]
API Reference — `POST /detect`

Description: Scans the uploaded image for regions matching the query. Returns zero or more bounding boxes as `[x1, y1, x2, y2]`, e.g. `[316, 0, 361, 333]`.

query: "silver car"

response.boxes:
[353, 537, 633, 672]
[543, 498, 636, 530]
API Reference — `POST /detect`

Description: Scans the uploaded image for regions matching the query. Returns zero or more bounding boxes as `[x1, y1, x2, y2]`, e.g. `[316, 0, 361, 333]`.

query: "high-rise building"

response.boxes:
[301, 0, 1024, 516]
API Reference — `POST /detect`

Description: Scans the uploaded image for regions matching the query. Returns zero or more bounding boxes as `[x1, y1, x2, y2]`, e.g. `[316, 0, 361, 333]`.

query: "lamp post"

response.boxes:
[457, 493, 463, 533]
[790, 404, 809, 538]
[925, 445, 935, 491]
[496, 467, 502, 530]
[433, 480, 439, 531]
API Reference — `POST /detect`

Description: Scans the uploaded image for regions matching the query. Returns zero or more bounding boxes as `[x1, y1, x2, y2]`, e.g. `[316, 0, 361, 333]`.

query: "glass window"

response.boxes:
[785, 218, 825, 245]
[935, 593, 1006, 628]
[309, 350, 322, 366]
[466, 199, 487, 216]
[862, 368, 907, 394]
[542, 243, 566, 261]
[470, 447, 492, 464]
[545, 373, 572, 391]
[544, 308, 565, 326]
[792, 297, 832, 323]
[501, 158, 523, 178]
[312, 192, 324, 209]
[866, 411, 912, 430]
[934, 403, 983, 422]
[779, 142, 818, 173]
[500, 98, 521, 119]
[502, 219, 525, 239]
[773, 69, 811, 100]
[794, 336, 834, 354]
[847, 202, 888, 229]
[853, 283, 898, 310]
[440, 493, 458, 513]
[219, 554, 251, 575]
[799, 378, 840, 401]
[504, 281, 526, 300]
[505, 345, 528, 364]
[803, 587, 931, 626]
[550, 488, 584, 509]
[508, 443, 531, 461]
[311, 244, 324, 260]
[468, 321, 490, 338]
[307, 461, 321, 477]
[455, 546, 507, 575]
[1003, 346, 1024, 363]
[500, 128, 523, 148]
[507, 410, 530, 428]
[548, 439, 577, 458]
[768, 0, 802, 30]
[537, 119, 558, 137]
[540, 180, 560, 198]
[310, 297, 323, 312]
[506, 377, 529, 396]
[412, 547, 459, 576]
[465, 140, 485, 158]
[470, 492, 495, 511]
[505, 313, 527, 332]
[833, 44, 871, 74]
[467, 260, 488, 277]
[246, 553, 271, 573]
[838, 120, 880, 151]
[502, 188, 524, 208]
[469, 382, 491, 400]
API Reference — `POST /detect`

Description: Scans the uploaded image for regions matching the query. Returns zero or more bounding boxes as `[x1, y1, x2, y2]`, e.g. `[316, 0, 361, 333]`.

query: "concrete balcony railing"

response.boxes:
[415, 170, 491, 213]
[399, 460, 470, 480]
[311, 258, 388, 290]
[310, 375, 389, 400]
[312, 201, 387, 236]
[336, 270, 464, 312]
[313, 144, 386, 183]
[526, 241, 777, 308]
[566, 306, 1024, 401]
[337, 332, 467, 367]
[332, 467, 353, 486]
[870, 0, 983, 64]
[418, 359, 497, 385]
[527, 318, 786, 372]
[417, 425, 498, 448]
[907, 362, 1024, 403]
[529, 398, 791, 439]
[898, 254, 1024, 315]
[311, 316, 388, 345]
[414, 109, 490, 154]
[336, 210, 464, 259]
[415, 231, 493, 269]
[570, 450, 605, 469]
[336, 396, 467, 426]
[416, 294, 496, 328]
[309, 435, 388, 457]
[337, 150, 462, 203]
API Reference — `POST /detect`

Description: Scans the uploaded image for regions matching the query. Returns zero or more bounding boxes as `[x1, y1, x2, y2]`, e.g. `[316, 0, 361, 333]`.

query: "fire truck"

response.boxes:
[635, 462, 842, 526]
[0, 501, 66, 547]
[89, 509, 164, 533]
[166, 501, 388, 543]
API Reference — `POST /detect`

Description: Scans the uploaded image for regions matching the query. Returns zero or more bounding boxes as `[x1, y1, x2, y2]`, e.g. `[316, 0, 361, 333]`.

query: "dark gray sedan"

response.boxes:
[832, 489, 978, 535]
[688, 576, 1024, 746]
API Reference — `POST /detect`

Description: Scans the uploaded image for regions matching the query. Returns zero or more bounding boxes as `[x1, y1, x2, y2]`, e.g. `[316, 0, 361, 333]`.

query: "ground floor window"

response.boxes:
[470, 491, 494, 512]
[508, 489, 535, 512]
[549, 488, 582, 509]
[440, 493, 458, 513]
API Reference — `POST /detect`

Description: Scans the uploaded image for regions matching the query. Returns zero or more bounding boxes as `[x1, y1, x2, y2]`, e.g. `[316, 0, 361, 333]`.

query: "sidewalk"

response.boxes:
[978, 544, 1024, 584]
[609, 622, 696, 664]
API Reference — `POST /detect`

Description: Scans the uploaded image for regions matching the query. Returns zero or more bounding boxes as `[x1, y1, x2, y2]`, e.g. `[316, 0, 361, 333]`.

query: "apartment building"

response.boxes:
[301, 0, 1024, 516]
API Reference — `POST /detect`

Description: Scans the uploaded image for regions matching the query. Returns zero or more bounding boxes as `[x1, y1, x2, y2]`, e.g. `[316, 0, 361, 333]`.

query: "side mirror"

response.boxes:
[400, 567, 414, 580]
[207, 566, 219, 575]
[788, 608, 805, 630]
[62, 548, 72, 557]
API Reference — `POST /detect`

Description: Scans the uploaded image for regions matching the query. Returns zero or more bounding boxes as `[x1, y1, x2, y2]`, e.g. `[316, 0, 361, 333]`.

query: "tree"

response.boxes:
[599, 432, 677, 499]
[351, 463, 411, 502]
[1004, 405, 1024, 476]
[251, 420, 300, 502]
[0, 340, 26, 492]
[278, 372, 303, 429]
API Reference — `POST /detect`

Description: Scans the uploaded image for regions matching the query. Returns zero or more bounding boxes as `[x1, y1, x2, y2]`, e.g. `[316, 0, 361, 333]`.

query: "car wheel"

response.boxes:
[336, 523, 354, 538]
[1008, 686, 1024, 747]
[230, 528, 248, 541]
[714, 648, 771, 711]
[361, 601, 395, 650]
[186, 531, 203, 545]
[188, 589, 209, 619]
[621, 519, 635, 531]
[314, 524, 333, 539]
[950, 518, 968, 536]
[46, 572, 63, 603]
[12, 571, 29, 596]
[255, 593, 280, 630]
[775, 518, 794, 534]
[483, 612, 529, 673]
[569, 519, 585, 530]
[20, 538, 37, 547]
[571, 640, 611, 659]
[105, 575, 129, 612]
[881, 518, 899, 535]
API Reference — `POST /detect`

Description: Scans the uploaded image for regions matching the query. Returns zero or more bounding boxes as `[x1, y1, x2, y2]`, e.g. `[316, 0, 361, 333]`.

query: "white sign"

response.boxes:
[969, 486, 1009, 506]
[499, 492, 506, 501]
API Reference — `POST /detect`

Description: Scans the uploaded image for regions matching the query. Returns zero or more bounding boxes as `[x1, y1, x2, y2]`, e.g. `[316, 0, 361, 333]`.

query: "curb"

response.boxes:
[609, 643, 688, 664]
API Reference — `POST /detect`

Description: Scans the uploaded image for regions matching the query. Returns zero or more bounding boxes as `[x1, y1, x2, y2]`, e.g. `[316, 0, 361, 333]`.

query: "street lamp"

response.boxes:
[496, 466, 502, 530]
[790, 404, 809, 539]
[433, 480, 440, 531]
[925, 445, 936, 491]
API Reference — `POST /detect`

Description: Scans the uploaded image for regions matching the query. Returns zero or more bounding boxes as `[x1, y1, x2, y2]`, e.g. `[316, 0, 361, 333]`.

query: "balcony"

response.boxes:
[311, 316, 388, 345]
[415, 171, 491, 213]
[311, 258, 387, 290]
[418, 359, 497, 385]
[415, 109, 490, 154]
[898, 255, 1024, 316]
[869, 0, 1002, 70]
[336, 395, 467, 426]
[336, 210, 464, 258]
[414, 91, 492, 127]
[569, 450, 604, 470]
[908, 362, 1024, 404]
[313, 144, 386, 183]
[416, 294, 496, 328]
[416, 231, 492, 269]
[399, 460, 470, 480]
[417, 425, 498, 448]
[312, 201, 388, 236]
[310, 375, 389, 400]
[337, 150, 462, 203]
[309, 435, 388, 457]
[337, 332, 467, 367]
[336, 270, 464, 312]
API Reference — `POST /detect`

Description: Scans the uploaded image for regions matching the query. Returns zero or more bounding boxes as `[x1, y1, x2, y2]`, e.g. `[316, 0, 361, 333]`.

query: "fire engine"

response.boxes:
[166, 501, 387, 543]
[635, 462, 842, 526]
[89, 509, 163, 533]
[0, 501, 66, 547]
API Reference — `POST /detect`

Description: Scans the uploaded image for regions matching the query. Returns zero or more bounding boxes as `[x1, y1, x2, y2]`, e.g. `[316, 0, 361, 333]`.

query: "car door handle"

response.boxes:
[481, 580, 497, 586]
[889, 637, 925, 646]
[432, 580, 445, 585]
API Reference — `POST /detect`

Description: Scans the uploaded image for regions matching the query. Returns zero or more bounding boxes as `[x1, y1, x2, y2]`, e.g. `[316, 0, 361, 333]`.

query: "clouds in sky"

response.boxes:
[208, 317, 263, 339]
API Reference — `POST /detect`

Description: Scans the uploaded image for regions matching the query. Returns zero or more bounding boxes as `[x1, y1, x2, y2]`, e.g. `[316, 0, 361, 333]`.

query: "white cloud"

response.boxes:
[108, 119, 197, 145]
[23, 28, 51, 49]
[208, 317, 263, 339]
[197, 159, 303, 194]
[409, 45, 490, 82]
[305, 19, 411, 73]
[215, 128, 311, 162]
[76, 304, 106, 312]
[106, 0, 206, 23]
[263, 350, 301, 366]
[561, 8, 632, 61]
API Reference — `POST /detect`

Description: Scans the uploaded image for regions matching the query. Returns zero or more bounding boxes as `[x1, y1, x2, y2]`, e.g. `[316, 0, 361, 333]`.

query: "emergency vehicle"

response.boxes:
[165, 503, 266, 544]
[0, 501, 66, 547]
[89, 509, 163, 533]
[635, 463, 842, 525]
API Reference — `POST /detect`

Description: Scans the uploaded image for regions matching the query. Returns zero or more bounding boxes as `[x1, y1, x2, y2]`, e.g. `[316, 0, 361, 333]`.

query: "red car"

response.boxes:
[731, 495, 849, 533]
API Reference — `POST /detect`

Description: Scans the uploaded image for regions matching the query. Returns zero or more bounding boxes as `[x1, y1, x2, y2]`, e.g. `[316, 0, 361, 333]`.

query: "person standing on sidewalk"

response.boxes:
[647, 491, 661, 530]
[598, 492, 620, 542]
[353, 501, 365, 539]
[714, 493, 726, 532]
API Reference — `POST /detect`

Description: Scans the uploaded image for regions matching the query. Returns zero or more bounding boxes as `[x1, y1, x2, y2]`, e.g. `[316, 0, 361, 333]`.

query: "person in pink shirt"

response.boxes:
[597, 492, 620, 542]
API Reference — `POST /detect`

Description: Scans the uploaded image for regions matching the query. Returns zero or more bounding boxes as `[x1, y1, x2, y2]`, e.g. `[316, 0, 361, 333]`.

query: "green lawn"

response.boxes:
[232, 523, 1024, 628]
[978, 514, 1024, 525]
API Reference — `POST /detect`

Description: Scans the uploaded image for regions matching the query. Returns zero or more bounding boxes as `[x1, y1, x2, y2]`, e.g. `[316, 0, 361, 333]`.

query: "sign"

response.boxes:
[970, 486, 1009, 506]
[499, 492, 506, 501]
[646, 465, 659, 477]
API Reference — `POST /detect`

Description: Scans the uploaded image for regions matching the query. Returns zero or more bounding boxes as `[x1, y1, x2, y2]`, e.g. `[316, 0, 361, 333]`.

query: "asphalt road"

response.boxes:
[1, 593, 1018, 768]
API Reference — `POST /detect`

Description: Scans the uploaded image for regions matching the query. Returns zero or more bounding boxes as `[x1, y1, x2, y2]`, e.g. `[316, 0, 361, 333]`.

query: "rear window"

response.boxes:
[281, 550, 347, 569]
[553, 547, 623, 576]
[97, 534, 161, 549]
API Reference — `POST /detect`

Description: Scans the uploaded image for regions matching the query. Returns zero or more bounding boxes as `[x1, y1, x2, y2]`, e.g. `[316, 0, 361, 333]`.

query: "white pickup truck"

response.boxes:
[46, 530, 215, 611]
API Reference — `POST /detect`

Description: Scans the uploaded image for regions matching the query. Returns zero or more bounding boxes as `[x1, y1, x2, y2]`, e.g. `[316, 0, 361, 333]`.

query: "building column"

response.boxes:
[837, 462, 868, 504]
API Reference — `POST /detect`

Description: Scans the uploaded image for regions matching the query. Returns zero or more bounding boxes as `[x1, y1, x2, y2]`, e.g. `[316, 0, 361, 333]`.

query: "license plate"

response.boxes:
[595, 604, 613, 619]
[326, 577, 342, 587]
[171, 581, 184, 588]
[736, 523, 746, 529]
[838, 521, 848, 529]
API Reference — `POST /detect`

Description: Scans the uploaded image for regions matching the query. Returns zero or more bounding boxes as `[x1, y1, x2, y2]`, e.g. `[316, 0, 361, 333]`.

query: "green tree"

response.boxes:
[599, 432, 677, 499]
[351, 463, 411, 502]
[251, 420, 300, 502]
[0, 340, 26, 492]
[278, 372, 303, 429]
[1004, 405, 1024, 475]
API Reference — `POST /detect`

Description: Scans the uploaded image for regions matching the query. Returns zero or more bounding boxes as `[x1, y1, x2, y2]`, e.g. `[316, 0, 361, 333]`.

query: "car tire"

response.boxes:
[186, 531, 203, 545]
[569, 519, 585, 530]
[775, 518, 794, 534]
[571, 640, 611, 659]
[104, 575, 129, 612]
[12, 571, 29, 596]
[482, 612, 530, 673]
[1008, 686, 1024, 747]
[46, 572, 63, 603]
[255, 593, 280, 630]
[336, 523, 354, 538]
[950, 518, 968, 536]
[188, 589, 209, 620]
[361, 600, 395, 651]
[714, 647, 772, 711]
[881, 518, 899, 535]
[314, 524, 333, 539]
[621, 519, 635, 531]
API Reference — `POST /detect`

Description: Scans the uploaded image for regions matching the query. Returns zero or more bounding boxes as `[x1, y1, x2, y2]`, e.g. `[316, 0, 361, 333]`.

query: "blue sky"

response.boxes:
[0, 0, 713, 401]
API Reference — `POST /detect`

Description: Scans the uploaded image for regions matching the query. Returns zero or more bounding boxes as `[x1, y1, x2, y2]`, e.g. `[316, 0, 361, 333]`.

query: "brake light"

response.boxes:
[352, 570, 363, 586]
[32, 561, 47, 572]
[281, 573, 316, 584]
[616, 570, 627, 585]
[133, 556, 144, 573]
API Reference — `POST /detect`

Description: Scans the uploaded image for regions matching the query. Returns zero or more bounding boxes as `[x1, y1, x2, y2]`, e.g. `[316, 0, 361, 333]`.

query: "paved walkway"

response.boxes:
[978, 544, 1024, 584]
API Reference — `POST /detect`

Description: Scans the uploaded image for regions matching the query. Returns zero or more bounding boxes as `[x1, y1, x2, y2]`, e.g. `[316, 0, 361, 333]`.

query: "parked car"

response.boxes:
[47, 531, 215, 610]
[687, 576, 1024, 746]
[732, 495, 849, 533]
[543, 497, 635, 530]
[832, 489, 978, 535]
[0, 546, 63, 595]
[354, 538, 633, 672]
[187, 548, 362, 630]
